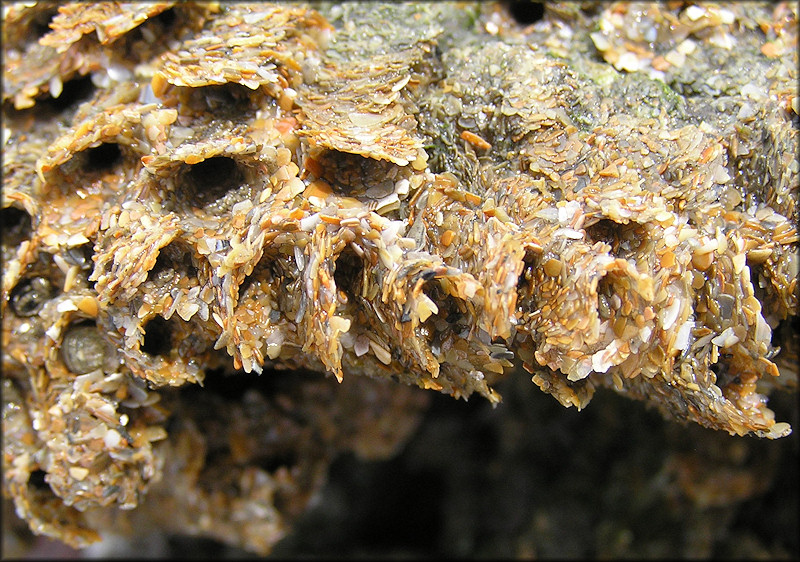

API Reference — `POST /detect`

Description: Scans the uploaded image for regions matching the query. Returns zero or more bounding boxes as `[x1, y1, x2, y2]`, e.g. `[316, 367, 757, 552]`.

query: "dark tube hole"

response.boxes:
[28, 469, 49, 490]
[147, 243, 197, 285]
[184, 156, 243, 207]
[43, 74, 95, 112]
[257, 451, 298, 474]
[312, 150, 399, 197]
[516, 249, 539, 303]
[147, 251, 174, 284]
[1, 206, 33, 247]
[31, 8, 58, 39]
[585, 219, 646, 258]
[142, 316, 173, 357]
[507, 1, 545, 24]
[334, 247, 364, 302]
[84, 143, 122, 173]
[187, 83, 257, 114]
[238, 273, 255, 303]
[154, 7, 177, 28]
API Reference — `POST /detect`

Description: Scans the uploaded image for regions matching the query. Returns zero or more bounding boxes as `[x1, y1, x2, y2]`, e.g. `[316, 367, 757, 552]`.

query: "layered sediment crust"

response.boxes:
[2, 1, 797, 555]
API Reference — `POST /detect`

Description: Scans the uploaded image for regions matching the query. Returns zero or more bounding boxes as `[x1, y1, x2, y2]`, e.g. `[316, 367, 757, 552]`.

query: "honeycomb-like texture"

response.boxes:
[2, 1, 798, 555]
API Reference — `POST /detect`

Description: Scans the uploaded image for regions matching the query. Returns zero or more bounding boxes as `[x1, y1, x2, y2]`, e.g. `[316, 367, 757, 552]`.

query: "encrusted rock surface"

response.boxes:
[2, 1, 797, 557]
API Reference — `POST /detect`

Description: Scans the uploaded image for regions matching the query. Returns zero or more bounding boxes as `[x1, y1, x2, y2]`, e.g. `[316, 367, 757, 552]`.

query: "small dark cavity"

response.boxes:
[420, 286, 467, 352]
[154, 7, 177, 28]
[585, 218, 646, 257]
[83, 143, 122, 173]
[141, 316, 173, 358]
[1, 206, 33, 247]
[181, 156, 244, 208]
[334, 247, 364, 301]
[436, 292, 466, 326]
[516, 249, 540, 304]
[28, 469, 49, 491]
[185, 83, 260, 115]
[445, 307, 462, 325]
[256, 451, 298, 474]
[585, 218, 619, 246]
[147, 243, 196, 284]
[767, 316, 795, 359]
[238, 273, 256, 303]
[710, 355, 739, 391]
[148, 251, 173, 284]
[42, 74, 95, 113]
[313, 150, 399, 197]
[30, 7, 58, 39]
[506, 1, 546, 24]
[709, 359, 726, 377]
[10, 276, 53, 317]
[238, 254, 280, 303]
[239, 267, 281, 307]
